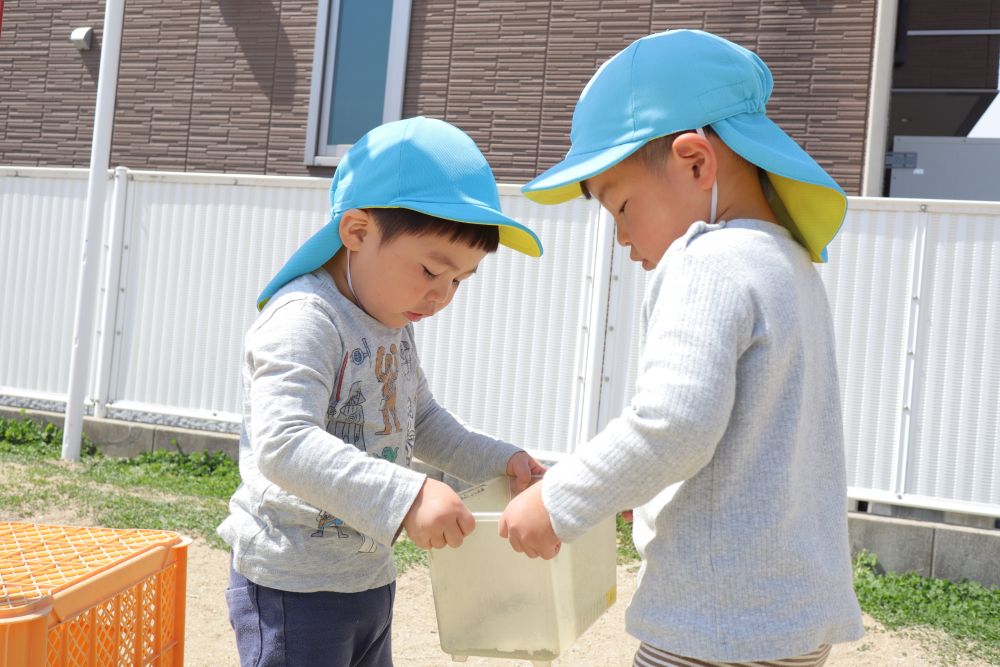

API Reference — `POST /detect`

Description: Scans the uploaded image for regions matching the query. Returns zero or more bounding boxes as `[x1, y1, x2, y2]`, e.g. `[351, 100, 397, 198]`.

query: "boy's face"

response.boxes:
[342, 214, 488, 329]
[584, 133, 714, 271]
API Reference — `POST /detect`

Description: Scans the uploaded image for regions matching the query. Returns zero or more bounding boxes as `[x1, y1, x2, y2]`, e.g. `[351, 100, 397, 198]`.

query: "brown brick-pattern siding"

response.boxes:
[0, 2, 105, 165]
[0, 0, 323, 176]
[404, 0, 876, 194]
[1, 1, 876, 193]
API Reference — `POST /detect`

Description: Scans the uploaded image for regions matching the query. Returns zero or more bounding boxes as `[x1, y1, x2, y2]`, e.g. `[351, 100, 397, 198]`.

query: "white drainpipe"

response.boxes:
[62, 0, 126, 461]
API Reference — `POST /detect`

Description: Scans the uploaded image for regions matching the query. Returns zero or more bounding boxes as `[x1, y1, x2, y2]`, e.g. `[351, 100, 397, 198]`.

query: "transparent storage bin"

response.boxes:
[429, 476, 617, 666]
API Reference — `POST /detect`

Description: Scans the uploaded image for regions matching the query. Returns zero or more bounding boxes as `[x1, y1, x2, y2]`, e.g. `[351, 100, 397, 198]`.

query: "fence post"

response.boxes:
[893, 203, 930, 498]
[577, 206, 616, 443]
[93, 167, 130, 419]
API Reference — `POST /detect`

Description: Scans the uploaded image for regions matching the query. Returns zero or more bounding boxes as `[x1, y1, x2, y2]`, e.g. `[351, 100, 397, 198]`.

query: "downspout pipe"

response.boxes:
[62, 0, 126, 461]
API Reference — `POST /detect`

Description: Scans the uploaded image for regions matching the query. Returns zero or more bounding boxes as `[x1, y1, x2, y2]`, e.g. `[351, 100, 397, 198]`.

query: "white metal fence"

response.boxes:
[1, 166, 998, 517]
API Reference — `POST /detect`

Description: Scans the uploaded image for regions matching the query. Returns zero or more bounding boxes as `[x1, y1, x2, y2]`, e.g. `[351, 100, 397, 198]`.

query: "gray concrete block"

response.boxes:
[931, 525, 1000, 588]
[152, 426, 239, 461]
[0, 406, 65, 430]
[848, 513, 935, 577]
[83, 417, 155, 458]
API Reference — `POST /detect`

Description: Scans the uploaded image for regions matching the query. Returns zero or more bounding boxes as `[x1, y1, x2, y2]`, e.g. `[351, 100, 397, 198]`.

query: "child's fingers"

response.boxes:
[458, 511, 476, 536]
[443, 521, 465, 548]
[510, 473, 530, 495]
[498, 515, 509, 539]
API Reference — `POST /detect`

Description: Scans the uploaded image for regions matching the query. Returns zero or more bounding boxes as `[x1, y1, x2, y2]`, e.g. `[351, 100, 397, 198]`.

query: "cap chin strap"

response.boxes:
[345, 250, 373, 318]
[695, 127, 718, 225]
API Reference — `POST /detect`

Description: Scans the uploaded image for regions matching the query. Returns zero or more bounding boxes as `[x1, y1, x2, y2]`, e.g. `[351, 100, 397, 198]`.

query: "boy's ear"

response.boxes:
[339, 208, 374, 251]
[671, 132, 718, 192]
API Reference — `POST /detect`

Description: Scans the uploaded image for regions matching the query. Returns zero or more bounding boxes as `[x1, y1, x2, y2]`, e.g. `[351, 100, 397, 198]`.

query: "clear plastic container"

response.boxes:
[429, 476, 617, 666]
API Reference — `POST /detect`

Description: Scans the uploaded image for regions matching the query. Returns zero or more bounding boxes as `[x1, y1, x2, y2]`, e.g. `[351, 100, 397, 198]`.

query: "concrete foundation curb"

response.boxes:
[848, 512, 1000, 588]
[0, 406, 238, 460]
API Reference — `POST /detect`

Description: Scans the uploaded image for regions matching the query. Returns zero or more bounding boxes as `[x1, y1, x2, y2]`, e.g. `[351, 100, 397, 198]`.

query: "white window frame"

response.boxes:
[305, 0, 412, 167]
[862, 0, 899, 197]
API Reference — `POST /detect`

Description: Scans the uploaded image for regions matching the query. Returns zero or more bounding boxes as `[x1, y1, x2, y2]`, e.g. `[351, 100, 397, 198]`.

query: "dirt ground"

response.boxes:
[183, 539, 992, 667]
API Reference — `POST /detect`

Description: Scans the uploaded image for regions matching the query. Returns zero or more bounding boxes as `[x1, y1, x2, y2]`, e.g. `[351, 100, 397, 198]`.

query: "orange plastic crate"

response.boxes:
[0, 522, 189, 666]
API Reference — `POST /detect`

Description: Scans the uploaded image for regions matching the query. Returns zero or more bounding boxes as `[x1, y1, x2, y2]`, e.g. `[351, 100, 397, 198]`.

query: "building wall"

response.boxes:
[405, 0, 877, 193]
[0, 0, 876, 193]
[0, 0, 322, 176]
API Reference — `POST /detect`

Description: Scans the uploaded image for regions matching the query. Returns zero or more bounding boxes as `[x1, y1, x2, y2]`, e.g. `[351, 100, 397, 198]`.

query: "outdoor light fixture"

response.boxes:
[70, 26, 94, 51]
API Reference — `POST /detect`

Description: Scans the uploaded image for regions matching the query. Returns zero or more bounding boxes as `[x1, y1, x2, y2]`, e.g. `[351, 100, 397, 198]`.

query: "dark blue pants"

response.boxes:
[226, 559, 395, 667]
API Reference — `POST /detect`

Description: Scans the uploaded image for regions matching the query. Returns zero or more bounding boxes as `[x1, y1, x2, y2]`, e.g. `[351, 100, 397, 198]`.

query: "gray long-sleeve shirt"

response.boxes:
[543, 219, 864, 661]
[218, 269, 519, 593]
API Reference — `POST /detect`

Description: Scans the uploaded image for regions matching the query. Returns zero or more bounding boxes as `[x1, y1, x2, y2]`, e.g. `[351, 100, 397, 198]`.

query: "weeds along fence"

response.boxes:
[1, 166, 998, 518]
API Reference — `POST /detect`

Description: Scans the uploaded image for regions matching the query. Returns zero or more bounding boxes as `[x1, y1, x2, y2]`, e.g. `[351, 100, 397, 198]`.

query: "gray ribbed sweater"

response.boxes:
[542, 219, 864, 661]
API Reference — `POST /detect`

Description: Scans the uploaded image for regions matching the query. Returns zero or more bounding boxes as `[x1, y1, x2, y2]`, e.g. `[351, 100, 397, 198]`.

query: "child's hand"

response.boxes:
[402, 478, 476, 550]
[506, 451, 547, 495]
[498, 481, 561, 559]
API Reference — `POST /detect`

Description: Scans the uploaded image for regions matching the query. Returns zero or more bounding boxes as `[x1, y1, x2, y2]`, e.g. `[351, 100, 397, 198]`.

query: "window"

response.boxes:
[876, 0, 1000, 201]
[305, 0, 412, 167]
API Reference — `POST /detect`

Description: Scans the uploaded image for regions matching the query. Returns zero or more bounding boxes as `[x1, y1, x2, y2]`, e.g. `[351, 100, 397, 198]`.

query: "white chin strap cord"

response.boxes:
[695, 127, 718, 225]
[345, 250, 369, 316]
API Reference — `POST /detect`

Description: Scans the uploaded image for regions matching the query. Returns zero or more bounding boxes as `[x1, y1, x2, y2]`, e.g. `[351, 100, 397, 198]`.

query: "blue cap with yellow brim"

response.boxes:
[258, 116, 543, 309]
[522, 29, 846, 263]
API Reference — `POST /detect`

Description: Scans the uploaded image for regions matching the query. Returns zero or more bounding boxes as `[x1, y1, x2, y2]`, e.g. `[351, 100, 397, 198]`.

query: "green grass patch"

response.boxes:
[853, 550, 1000, 663]
[0, 416, 432, 567]
[83, 448, 241, 499]
[616, 513, 639, 564]
[393, 537, 429, 573]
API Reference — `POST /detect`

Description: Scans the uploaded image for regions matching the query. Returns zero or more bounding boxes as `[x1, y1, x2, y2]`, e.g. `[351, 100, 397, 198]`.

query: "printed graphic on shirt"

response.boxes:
[331, 381, 367, 452]
[311, 510, 379, 553]
[351, 337, 372, 366]
[326, 351, 368, 453]
[312, 511, 348, 538]
[375, 345, 401, 435]
[325, 351, 350, 426]
[404, 398, 415, 465]
[398, 339, 413, 375]
[310, 335, 413, 551]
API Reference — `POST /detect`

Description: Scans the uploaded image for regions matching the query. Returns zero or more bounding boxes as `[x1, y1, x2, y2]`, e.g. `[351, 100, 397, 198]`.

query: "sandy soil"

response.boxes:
[182, 539, 991, 667]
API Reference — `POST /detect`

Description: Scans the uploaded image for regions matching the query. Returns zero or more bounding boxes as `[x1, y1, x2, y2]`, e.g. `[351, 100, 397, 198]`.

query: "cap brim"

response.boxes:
[712, 113, 847, 263]
[391, 200, 543, 258]
[257, 219, 343, 310]
[521, 140, 647, 204]
[256, 202, 543, 310]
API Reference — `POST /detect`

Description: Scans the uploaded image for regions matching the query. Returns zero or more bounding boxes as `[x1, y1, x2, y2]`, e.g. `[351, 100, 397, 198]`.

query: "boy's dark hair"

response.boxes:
[579, 127, 723, 199]
[367, 207, 500, 253]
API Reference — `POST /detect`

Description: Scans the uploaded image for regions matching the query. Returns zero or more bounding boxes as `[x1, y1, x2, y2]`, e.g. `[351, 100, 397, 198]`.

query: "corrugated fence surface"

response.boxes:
[1, 167, 997, 515]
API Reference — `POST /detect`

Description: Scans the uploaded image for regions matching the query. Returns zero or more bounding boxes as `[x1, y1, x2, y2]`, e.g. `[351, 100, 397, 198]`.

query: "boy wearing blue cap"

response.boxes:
[500, 30, 864, 666]
[218, 116, 546, 666]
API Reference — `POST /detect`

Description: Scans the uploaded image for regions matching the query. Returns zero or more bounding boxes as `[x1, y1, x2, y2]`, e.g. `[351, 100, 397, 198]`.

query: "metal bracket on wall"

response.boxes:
[885, 151, 918, 169]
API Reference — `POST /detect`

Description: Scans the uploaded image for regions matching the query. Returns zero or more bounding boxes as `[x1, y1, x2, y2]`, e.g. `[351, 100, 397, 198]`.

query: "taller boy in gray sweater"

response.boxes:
[218, 117, 546, 666]
[502, 31, 865, 666]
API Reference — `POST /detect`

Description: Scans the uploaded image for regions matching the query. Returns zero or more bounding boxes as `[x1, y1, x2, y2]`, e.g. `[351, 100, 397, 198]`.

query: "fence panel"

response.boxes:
[107, 172, 328, 421]
[0, 168, 110, 403]
[417, 187, 604, 454]
[1, 166, 997, 515]
[906, 202, 1000, 512]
